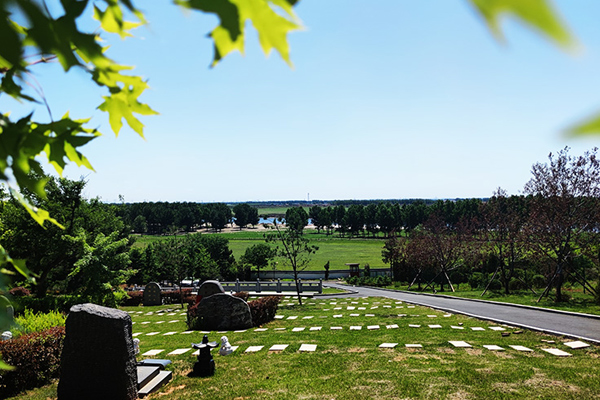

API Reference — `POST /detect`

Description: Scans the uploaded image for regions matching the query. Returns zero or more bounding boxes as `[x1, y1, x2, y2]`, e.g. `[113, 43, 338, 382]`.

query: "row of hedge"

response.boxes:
[0, 326, 65, 397]
[345, 275, 393, 287]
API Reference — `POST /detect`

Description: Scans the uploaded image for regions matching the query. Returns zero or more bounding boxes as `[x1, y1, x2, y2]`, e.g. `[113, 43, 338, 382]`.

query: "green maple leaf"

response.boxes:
[468, 0, 574, 50]
[177, 0, 302, 67]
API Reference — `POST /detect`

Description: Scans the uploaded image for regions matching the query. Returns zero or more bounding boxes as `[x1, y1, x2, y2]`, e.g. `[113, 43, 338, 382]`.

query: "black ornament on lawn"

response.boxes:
[191, 335, 218, 377]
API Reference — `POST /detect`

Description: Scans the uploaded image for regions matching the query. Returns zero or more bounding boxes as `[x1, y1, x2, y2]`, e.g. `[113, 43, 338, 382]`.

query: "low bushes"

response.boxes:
[162, 288, 195, 305]
[11, 309, 65, 338]
[8, 287, 31, 298]
[248, 296, 281, 327]
[232, 291, 249, 301]
[0, 326, 65, 397]
[345, 275, 392, 287]
[121, 290, 144, 306]
[14, 295, 84, 315]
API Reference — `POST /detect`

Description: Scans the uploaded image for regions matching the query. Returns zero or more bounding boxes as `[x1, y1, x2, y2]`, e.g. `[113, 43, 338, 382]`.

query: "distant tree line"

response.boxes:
[115, 202, 259, 235]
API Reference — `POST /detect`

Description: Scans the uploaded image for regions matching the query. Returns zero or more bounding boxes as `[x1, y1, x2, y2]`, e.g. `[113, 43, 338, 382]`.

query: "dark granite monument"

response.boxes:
[58, 303, 138, 400]
[143, 282, 162, 306]
[195, 280, 225, 303]
[195, 293, 253, 331]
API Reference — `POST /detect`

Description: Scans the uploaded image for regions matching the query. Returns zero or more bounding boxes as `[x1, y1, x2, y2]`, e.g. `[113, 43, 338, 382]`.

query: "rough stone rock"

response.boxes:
[196, 293, 252, 331]
[58, 303, 137, 400]
[197, 280, 225, 299]
[143, 282, 162, 306]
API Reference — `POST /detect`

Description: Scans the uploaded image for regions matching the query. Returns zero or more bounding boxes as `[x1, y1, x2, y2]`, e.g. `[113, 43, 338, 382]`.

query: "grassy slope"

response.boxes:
[14, 298, 600, 399]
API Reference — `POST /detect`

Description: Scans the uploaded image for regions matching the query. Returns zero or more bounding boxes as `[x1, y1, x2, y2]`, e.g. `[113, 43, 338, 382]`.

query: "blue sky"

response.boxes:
[4, 0, 600, 203]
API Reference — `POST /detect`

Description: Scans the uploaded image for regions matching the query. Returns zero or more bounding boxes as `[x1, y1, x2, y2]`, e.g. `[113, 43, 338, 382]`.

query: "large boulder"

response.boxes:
[194, 293, 252, 331]
[58, 303, 137, 400]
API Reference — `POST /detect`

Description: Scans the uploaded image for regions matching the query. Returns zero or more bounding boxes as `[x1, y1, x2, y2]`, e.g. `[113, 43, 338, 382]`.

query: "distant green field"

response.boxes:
[132, 230, 389, 271]
[256, 206, 309, 216]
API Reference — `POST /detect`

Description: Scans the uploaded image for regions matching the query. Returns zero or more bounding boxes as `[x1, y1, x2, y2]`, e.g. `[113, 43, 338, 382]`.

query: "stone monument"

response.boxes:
[143, 282, 162, 306]
[58, 303, 137, 400]
[194, 293, 253, 331]
[195, 280, 225, 303]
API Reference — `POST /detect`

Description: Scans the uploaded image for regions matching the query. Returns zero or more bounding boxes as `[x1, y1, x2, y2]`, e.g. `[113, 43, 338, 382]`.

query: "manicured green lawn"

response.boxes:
[13, 297, 600, 399]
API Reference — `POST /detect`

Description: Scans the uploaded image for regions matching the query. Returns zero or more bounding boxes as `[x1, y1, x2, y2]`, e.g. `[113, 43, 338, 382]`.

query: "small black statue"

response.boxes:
[191, 334, 218, 377]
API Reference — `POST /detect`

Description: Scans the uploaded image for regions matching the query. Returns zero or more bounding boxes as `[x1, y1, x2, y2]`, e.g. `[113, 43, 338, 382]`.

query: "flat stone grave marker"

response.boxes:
[255, 328, 268, 332]
[299, 344, 317, 352]
[274, 315, 284, 319]
[142, 349, 164, 356]
[319, 316, 328, 318]
[167, 313, 176, 316]
[132, 332, 143, 337]
[155, 321, 165, 324]
[181, 331, 194, 334]
[234, 329, 247, 333]
[340, 302, 347, 304]
[274, 328, 286, 331]
[509, 345, 534, 352]
[285, 296, 291, 298]
[146, 332, 160, 336]
[407, 306, 415, 308]
[351, 301, 358, 304]
[287, 316, 298, 320]
[334, 307, 342, 310]
[427, 315, 437, 318]
[370, 306, 378, 309]
[347, 306, 356, 310]
[449, 341, 472, 348]
[168, 320, 179, 323]
[331, 327, 343, 330]
[428, 325, 442, 329]
[323, 309, 330, 311]
[168, 348, 191, 355]
[329, 302, 337, 304]
[386, 324, 399, 329]
[157, 313, 164, 316]
[292, 327, 305, 332]
[137, 311, 143, 314]
[373, 302, 380, 304]
[309, 327, 322, 331]
[396, 301, 402, 304]
[542, 348, 572, 357]
[489, 327, 505, 331]
[349, 326, 362, 330]
[396, 306, 404, 308]
[303, 316, 314, 319]
[180, 313, 186, 316]
[365, 314, 375, 317]
[367, 325, 380, 330]
[409, 324, 421, 328]
[362, 303, 369, 305]
[132, 322, 136, 325]
[163, 332, 177, 336]
[383, 305, 391, 308]
[379, 343, 398, 348]
[358, 307, 366, 310]
[142, 321, 151, 325]
[269, 344, 288, 351]
[333, 314, 343, 318]
[245, 346, 264, 353]
[564, 341, 590, 349]
[145, 312, 153, 315]
[471, 327, 486, 331]
[398, 314, 407, 317]
[451, 326, 464, 330]
[406, 344, 423, 348]
[443, 314, 452, 317]
[483, 345, 505, 351]
[350, 314, 360, 317]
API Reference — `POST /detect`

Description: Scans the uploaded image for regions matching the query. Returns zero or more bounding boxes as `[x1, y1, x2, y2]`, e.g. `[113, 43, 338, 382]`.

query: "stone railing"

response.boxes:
[221, 279, 322, 294]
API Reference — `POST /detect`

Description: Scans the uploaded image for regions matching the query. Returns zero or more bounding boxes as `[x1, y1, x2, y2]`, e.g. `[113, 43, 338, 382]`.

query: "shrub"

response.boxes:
[532, 275, 547, 289]
[8, 287, 30, 298]
[344, 275, 392, 287]
[0, 326, 65, 397]
[162, 288, 194, 305]
[468, 272, 484, 289]
[15, 295, 84, 315]
[248, 296, 281, 327]
[232, 291, 249, 301]
[11, 309, 65, 338]
[121, 290, 144, 307]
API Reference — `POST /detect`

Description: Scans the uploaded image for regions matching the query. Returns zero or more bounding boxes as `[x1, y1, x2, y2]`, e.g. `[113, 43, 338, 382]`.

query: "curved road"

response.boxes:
[323, 283, 600, 344]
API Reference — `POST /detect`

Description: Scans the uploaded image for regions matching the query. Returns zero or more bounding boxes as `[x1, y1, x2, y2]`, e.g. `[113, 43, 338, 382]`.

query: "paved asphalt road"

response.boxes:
[322, 283, 600, 344]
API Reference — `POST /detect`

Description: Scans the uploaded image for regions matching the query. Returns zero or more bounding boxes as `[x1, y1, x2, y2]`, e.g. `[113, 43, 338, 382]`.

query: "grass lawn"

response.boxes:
[13, 296, 600, 399]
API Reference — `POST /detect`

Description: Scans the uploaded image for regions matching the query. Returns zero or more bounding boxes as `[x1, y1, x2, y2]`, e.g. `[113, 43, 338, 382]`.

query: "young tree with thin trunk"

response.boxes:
[524, 147, 600, 302]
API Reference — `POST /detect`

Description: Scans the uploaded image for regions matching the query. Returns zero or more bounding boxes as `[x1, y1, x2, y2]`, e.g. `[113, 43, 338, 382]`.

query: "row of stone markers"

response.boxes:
[137, 340, 589, 358]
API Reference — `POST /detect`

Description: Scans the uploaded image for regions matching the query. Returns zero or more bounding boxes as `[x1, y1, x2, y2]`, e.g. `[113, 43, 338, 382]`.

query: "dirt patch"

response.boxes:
[465, 348, 483, 356]
[393, 354, 407, 362]
[154, 385, 186, 397]
[447, 390, 472, 400]
[437, 347, 456, 354]
[347, 347, 367, 353]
